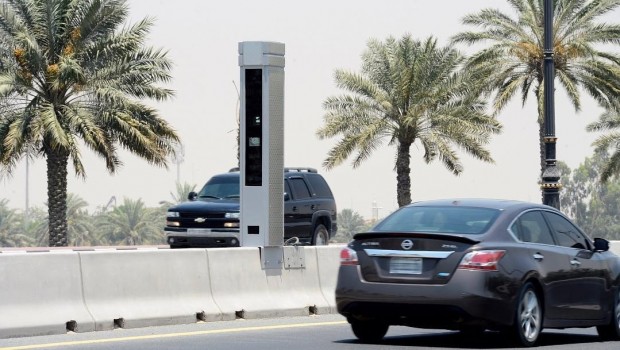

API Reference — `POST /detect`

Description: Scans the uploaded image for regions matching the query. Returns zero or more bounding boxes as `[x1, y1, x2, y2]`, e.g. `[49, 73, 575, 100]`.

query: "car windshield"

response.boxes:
[197, 176, 240, 199]
[372, 206, 500, 234]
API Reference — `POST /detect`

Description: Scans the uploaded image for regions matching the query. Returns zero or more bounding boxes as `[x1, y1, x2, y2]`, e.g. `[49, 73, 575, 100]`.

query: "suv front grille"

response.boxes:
[180, 212, 226, 219]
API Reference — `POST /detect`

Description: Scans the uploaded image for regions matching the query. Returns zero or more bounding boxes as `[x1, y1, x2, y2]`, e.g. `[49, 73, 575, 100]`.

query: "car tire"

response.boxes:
[312, 224, 329, 246]
[597, 286, 620, 340]
[349, 319, 388, 343]
[510, 282, 542, 347]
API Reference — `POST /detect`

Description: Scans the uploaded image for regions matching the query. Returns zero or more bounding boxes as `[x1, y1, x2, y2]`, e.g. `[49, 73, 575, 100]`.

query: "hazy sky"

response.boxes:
[0, 0, 617, 219]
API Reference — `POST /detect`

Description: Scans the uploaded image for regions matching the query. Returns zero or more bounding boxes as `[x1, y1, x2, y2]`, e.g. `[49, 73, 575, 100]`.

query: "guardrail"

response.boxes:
[1, 241, 619, 339]
[0, 246, 341, 339]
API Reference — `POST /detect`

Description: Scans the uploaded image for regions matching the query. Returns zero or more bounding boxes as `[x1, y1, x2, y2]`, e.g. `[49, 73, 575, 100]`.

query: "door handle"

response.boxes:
[533, 253, 544, 261]
[570, 259, 581, 267]
[292, 206, 298, 212]
[311, 205, 316, 210]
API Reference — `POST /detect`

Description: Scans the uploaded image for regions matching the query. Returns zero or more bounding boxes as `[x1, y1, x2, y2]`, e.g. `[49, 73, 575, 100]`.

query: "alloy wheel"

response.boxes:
[518, 289, 541, 344]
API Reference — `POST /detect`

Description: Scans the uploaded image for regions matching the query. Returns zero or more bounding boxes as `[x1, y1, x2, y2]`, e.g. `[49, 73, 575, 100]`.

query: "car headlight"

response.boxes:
[167, 211, 180, 218]
[224, 212, 240, 219]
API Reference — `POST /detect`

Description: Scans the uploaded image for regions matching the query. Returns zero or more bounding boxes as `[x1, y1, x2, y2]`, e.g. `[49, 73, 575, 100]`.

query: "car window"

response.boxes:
[289, 178, 311, 199]
[198, 175, 240, 199]
[372, 206, 499, 234]
[284, 180, 292, 200]
[510, 211, 555, 245]
[542, 212, 589, 250]
[305, 174, 333, 198]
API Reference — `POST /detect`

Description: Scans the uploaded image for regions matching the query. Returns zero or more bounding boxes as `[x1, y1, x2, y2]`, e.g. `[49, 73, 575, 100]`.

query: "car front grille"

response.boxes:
[179, 212, 226, 219]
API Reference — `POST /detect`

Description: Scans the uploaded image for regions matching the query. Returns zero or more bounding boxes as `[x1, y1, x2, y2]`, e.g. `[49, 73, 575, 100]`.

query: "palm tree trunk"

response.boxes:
[396, 141, 412, 207]
[46, 149, 69, 247]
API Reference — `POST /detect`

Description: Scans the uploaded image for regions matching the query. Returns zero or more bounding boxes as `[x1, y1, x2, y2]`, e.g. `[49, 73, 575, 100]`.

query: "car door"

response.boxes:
[283, 180, 296, 238]
[541, 211, 608, 321]
[510, 210, 575, 321]
[287, 176, 314, 239]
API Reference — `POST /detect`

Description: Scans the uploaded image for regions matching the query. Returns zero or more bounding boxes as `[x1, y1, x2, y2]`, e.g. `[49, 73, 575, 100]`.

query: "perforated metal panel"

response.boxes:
[267, 67, 284, 246]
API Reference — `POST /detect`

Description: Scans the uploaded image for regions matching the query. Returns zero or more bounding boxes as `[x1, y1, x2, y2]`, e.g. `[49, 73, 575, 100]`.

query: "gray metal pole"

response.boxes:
[24, 156, 29, 229]
[541, 0, 560, 209]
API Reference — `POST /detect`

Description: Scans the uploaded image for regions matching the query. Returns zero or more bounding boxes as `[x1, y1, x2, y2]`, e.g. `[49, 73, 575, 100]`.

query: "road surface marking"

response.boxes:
[0, 320, 347, 349]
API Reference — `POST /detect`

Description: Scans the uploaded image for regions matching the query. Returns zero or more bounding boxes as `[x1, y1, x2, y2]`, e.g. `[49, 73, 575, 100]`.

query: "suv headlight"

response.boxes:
[167, 211, 180, 218]
[224, 212, 240, 219]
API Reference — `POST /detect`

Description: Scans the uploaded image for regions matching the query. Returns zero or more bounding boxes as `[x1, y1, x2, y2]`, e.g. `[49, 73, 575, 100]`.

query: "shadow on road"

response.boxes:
[336, 330, 608, 349]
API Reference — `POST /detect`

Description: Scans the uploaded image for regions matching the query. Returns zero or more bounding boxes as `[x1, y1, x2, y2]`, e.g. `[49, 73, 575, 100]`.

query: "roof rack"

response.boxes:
[229, 167, 318, 173]
[284, 167, 317, 173]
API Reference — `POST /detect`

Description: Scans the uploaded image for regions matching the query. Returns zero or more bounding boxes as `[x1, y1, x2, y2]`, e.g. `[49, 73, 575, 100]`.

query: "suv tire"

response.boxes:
[312, 224, 329, 245]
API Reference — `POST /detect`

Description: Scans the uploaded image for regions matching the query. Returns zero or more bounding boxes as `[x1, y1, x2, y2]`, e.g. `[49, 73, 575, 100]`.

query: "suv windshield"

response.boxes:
[373, 206, 500, 234]
[198, 175, 240, 199]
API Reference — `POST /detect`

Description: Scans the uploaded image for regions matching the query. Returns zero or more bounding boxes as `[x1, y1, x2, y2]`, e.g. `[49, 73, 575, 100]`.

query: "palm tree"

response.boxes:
[158, 181, 197, 209]
[317, 35, 501, 207]
[0, 0, 179, 247]
[98, 197, 164, 245]
[452, 0, 620, 176]
[65, 193, 98, 246]
[587, 108, 620, 182]
[18, 206, 48, 246]
[0, 198, 32, 247]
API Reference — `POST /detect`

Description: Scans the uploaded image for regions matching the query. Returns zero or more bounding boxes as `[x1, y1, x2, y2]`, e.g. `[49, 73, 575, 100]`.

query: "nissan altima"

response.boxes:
[335, 199, 620, 347]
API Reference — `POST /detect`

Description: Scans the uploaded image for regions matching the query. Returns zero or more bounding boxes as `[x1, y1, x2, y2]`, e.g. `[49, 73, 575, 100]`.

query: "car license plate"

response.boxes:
[187, 228, 212, 235]
[390, 257, 422, 274]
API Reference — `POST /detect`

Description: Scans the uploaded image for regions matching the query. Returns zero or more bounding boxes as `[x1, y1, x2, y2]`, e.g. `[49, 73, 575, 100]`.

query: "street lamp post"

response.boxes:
[541, 0, 561, 209]
[24, 156, 29, 229]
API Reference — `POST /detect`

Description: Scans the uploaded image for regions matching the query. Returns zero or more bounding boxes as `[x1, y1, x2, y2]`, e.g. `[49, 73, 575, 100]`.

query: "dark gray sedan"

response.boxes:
[336, 198, 620, 347]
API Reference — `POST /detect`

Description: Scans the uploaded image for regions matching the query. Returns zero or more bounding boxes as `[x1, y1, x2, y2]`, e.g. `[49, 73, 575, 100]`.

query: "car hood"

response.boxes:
[169, 199, 239, 213]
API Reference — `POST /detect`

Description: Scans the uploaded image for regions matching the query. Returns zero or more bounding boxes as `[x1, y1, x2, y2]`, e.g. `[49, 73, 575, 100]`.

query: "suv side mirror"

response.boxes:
[594, 237, 610, 252]
[284, 192, 290, 201]
[188, 191, 198, 201]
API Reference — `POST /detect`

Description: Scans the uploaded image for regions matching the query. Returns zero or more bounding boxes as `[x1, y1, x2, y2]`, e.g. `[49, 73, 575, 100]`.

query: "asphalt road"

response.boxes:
[1, 314, 619, 350]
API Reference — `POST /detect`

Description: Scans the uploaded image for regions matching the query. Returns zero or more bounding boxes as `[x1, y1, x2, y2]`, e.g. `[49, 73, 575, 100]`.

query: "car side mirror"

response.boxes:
[593, 238, 609, 252]
[284, 192, 290, 201]
[188, 191, 198, 201]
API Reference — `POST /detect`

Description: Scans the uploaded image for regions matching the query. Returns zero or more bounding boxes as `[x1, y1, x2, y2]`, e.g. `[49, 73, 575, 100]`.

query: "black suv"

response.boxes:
[165, 168, 338, 248]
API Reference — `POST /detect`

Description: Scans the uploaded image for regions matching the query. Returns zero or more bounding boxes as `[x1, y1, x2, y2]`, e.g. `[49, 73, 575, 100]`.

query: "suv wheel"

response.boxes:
[312, 224, 329, 246]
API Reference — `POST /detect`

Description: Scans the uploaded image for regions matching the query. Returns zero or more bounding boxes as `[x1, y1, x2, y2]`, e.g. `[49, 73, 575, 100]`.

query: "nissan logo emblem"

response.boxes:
[401, 239, 414, 250]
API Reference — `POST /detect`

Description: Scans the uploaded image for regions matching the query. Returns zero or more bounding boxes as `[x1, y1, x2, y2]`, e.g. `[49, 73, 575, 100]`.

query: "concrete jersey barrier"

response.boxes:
[315, 245, 342, 313]
[0, 251, 95, 338]
[0, 246, 342, 338]
[206, 247, 332, 320]
[78, 249, 222, 331]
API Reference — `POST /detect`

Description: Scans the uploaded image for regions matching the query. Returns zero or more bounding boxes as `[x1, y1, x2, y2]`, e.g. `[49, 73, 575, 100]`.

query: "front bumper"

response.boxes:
[336, 265, 518, 330]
